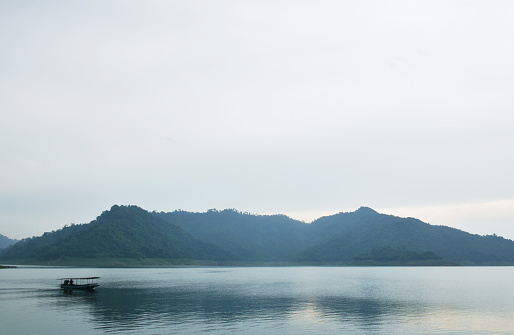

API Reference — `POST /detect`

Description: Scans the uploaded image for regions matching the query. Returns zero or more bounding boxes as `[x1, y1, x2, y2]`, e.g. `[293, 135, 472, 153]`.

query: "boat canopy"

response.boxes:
[58, 277, 100, 280]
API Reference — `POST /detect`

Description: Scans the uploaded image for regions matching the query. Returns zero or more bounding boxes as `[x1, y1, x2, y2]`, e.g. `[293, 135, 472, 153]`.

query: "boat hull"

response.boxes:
[60, 284, 99, 290]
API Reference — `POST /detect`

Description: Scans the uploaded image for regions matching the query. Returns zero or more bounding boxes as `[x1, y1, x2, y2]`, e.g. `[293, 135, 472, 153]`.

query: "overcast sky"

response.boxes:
[1, 0, 513, 240]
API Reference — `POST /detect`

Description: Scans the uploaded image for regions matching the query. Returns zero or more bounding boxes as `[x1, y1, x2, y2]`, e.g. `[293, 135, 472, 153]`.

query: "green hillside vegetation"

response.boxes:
[155, 209, 310, 261]
[2, 205, 514, 266]
[0, 205, 229, 264]
[298, 207, 514, 265]
[349, 246, 458, 266]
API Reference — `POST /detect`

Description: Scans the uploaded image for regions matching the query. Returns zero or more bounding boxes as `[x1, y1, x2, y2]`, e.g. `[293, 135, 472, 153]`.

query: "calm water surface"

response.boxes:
[1, 266, 513, 334]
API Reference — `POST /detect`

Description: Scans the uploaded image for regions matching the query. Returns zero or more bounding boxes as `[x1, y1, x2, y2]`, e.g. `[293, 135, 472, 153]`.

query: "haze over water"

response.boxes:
[2, 266, 514, 334]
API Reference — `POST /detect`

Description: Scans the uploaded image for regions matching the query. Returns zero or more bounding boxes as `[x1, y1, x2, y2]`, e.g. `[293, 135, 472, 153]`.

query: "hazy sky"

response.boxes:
[1, 0, 513, 240]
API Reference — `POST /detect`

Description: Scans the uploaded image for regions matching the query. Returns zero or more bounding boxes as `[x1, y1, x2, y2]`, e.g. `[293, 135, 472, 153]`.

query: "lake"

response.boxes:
[1, 266, 513, 334]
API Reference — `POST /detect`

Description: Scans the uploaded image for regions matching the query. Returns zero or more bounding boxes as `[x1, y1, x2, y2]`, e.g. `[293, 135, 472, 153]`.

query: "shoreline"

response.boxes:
[3, 258, 514, 267]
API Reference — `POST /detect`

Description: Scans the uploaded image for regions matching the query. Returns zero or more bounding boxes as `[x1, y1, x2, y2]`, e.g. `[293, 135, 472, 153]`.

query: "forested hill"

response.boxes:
[154, 209, 310, 261]
[300, 207, 514, 264]
[0, 205, 229, 264]
[2, 205, 514, 265]
[0, 234, 18, 249]
[156, 207, 514, 265]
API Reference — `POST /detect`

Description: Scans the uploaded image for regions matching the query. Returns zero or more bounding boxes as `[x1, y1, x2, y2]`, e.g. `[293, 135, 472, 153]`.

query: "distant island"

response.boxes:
[1, 205, 514, 267]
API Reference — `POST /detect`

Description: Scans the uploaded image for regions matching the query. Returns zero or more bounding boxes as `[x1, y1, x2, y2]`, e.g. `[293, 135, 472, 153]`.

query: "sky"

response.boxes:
[1, 0, 514, 240]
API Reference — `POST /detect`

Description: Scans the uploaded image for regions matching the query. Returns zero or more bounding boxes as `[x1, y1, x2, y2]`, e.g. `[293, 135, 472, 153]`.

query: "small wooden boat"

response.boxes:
[59, 277, 100, 290]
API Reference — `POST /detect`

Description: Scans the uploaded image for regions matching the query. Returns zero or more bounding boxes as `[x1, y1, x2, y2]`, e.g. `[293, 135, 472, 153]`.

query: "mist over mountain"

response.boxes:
[0, 234, 18, 249]
[154, 209, 311, 261]
[2, 205, 514, 265]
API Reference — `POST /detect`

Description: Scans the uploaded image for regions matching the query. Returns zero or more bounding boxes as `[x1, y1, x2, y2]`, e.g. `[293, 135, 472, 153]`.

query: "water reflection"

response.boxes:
[79, 284, 421, 333]
[61, 289, 97, 296]
[5, 267, 511, 334]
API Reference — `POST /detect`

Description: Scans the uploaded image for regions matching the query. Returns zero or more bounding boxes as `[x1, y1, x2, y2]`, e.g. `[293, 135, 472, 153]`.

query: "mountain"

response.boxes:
[0, 205, 229, 264]
[2, 205, 514, 265]
[157, 206, 514, 265]
[154, 209, 310, 261]
[299, 207, 514, 264]
[0, 234, 18, 249]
